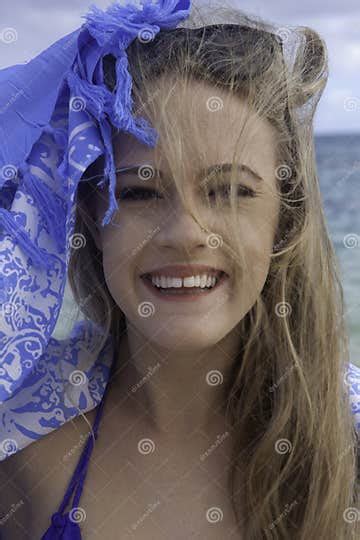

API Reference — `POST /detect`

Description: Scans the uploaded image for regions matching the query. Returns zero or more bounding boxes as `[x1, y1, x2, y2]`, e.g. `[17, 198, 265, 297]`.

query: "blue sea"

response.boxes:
[315, 133, 360, 366]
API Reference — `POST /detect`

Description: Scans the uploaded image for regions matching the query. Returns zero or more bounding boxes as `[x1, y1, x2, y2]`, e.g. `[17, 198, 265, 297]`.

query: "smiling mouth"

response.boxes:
[140, 271, 229, 298]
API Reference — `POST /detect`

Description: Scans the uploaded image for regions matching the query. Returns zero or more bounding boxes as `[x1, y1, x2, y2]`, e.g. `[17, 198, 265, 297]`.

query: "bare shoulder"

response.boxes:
[0, 408, 97, 539]
[0, 447, 33, 539]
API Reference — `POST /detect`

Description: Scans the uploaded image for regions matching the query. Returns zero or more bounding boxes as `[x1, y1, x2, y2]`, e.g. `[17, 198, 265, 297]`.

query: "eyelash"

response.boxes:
[116, 185, 258, 201]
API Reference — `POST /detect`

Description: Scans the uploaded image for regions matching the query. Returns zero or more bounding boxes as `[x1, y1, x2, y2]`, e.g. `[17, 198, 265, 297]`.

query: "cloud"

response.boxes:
[230, 0, 360, 18]
[342, 42, 360, 71]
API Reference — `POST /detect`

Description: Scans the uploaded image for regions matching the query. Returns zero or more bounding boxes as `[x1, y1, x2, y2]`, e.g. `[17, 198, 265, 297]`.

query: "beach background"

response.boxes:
[315, 133, 360, 367]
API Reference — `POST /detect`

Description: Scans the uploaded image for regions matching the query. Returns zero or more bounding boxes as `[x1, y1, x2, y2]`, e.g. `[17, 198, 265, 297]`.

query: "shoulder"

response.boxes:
[346, 362, 360, 435]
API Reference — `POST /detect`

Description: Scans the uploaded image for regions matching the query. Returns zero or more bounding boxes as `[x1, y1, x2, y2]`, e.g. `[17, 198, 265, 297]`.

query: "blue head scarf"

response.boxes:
[0, 0, 191, 462]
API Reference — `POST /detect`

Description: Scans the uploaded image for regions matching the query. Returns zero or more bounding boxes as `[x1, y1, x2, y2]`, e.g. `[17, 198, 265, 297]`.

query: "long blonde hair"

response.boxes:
[68, 2, 359, 538]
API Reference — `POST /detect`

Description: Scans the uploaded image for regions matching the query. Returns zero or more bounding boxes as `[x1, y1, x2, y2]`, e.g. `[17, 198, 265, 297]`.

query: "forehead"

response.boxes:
[112, 78, 277, 176]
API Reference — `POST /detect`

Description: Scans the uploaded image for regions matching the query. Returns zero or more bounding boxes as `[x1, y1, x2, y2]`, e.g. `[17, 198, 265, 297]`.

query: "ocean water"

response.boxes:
[315, 133, 360, 366]
[54, 133, 360, 366]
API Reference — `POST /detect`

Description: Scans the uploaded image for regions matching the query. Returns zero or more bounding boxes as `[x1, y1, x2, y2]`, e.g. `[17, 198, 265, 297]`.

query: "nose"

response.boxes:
[156, 197, 209, 250]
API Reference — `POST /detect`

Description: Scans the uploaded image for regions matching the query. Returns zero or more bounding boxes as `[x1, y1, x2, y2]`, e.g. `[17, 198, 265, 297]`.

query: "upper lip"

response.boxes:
[140, 264, 228, 278]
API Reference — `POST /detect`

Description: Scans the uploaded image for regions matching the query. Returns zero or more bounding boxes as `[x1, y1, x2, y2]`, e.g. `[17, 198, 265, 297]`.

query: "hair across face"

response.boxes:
[69, 6, 359, 538]
[91, 76, 280, 353]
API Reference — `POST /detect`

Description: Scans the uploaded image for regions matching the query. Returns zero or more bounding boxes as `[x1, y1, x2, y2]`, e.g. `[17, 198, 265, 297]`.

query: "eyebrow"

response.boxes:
[115, 163, 264, 184]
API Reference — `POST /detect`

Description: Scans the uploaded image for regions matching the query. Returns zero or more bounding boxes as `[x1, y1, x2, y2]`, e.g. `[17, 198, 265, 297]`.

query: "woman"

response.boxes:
[0, 1, 359, 539]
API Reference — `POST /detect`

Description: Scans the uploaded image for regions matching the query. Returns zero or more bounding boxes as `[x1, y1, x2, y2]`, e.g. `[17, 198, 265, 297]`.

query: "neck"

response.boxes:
[110, 322, 242, 443]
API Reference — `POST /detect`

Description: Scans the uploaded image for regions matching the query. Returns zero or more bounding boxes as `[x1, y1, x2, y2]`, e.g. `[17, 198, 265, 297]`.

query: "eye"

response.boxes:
[208, 184, 257, 199]
[116, 184, 258, 203]
[116, 187, 164, 201]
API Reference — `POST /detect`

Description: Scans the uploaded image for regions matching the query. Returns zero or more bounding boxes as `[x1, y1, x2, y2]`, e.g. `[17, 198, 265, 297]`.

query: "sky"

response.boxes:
[0, 0, 359, 134]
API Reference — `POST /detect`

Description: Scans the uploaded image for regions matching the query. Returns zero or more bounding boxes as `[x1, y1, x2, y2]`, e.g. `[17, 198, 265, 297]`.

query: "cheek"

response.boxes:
[99, 221, 145, 302]
[237, 244, 271, 296]
[236, 209, 275, 255]
[231, 213, 275, 296]
[247, 195, 279, 249]
[101, 209, 152, 256]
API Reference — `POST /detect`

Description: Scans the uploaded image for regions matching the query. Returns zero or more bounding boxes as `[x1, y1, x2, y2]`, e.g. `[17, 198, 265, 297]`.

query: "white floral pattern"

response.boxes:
[347, 361, 360, 434]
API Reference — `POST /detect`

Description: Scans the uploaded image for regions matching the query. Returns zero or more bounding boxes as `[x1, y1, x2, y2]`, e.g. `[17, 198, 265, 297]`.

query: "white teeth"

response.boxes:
[150, 274, 218, 289]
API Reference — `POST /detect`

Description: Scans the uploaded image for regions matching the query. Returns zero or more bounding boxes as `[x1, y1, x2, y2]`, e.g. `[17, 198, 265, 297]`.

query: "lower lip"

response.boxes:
[140, 273, 229, 302]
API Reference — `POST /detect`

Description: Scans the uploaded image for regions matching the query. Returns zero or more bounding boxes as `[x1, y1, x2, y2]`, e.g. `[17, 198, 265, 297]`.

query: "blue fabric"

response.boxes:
[41, 513, 82, 540]
[0, 0, 191, 463]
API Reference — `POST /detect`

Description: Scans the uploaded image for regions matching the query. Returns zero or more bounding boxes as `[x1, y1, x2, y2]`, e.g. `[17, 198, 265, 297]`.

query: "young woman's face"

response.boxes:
[92, 79, 280, 351]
